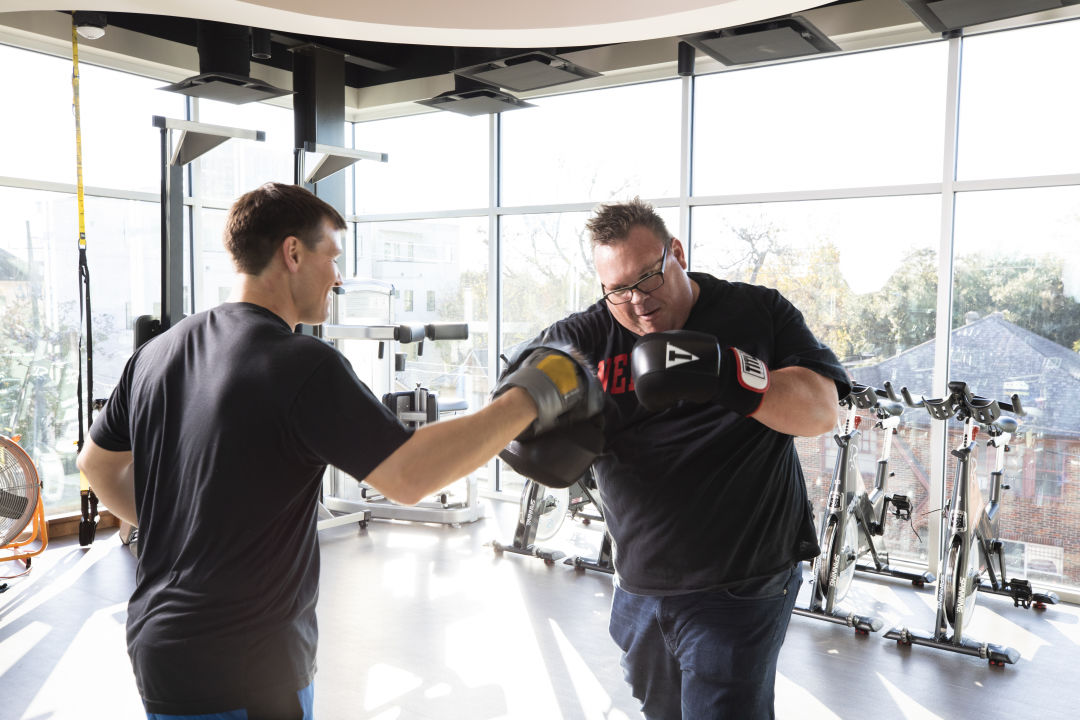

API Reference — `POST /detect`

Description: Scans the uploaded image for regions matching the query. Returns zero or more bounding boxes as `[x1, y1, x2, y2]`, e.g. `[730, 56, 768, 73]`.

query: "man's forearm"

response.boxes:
[365, 387, 538, 505]
[76, 440, 138, 525]
[752, 366, 839, 437]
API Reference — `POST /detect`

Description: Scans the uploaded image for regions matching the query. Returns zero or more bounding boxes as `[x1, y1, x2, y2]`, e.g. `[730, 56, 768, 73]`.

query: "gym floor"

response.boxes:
[2, 498, 1078, 720]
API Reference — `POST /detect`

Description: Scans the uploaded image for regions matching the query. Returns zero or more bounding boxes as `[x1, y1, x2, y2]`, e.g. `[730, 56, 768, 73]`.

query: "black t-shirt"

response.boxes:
[90, 302, 412, 714]
[537, 273, 850, 595]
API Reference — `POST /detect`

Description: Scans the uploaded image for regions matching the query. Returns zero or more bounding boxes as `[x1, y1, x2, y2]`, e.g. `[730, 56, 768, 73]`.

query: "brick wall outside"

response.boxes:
[795, 421, 1079, 591]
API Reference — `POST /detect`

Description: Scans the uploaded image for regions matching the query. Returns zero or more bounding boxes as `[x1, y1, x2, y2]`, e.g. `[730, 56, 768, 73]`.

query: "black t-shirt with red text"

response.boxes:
[91, 303, 412, 714]
[534, 273, 850, 595]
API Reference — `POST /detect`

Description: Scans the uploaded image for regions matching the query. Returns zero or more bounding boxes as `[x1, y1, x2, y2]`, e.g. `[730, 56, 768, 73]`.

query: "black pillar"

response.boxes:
[292, 45, 347, 336]
[292, 44, 346, 211]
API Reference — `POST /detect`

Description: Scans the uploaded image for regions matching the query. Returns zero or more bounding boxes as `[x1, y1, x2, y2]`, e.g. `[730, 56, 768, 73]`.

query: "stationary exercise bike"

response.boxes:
[795, 382, 933, 634]
[492, 470, 613, 574]
[884, 382, 1059, 665]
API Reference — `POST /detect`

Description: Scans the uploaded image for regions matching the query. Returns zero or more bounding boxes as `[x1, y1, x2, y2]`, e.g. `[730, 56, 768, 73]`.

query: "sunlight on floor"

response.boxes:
[444, 573, 563, 718]
[380, 554, 420, 599]
[364, 662, 424, 711]
[875, 672, 945, 720]
[966, 605, 1050, 660]
[0, 544, 111, 635]
[1046, 613, 1080, 647]
[0, 619, 49, 677]
[775, 671, 841, 720]
[549, 618, 629, 720]
[22, 601, 142, 720]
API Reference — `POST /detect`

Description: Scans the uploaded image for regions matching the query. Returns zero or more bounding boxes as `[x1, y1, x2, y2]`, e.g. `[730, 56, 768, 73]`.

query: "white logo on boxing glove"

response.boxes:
[733, 348, 769, 392]
[664, 343, 700, 369]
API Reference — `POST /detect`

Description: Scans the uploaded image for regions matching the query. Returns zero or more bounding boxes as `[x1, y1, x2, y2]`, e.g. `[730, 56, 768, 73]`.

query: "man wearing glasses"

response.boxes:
[504, 198, 849, 719]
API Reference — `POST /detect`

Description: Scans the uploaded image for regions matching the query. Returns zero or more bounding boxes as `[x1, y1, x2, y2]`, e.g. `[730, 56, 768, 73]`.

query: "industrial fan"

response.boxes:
[1, 435, 48, 571]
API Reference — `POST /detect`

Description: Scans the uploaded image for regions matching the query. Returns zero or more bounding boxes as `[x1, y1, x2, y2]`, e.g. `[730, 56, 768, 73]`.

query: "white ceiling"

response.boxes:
[0, 0, 833, 46]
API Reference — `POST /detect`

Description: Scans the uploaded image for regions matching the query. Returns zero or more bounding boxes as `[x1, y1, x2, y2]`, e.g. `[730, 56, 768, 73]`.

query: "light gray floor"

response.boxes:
[2, 498, 1078, 719]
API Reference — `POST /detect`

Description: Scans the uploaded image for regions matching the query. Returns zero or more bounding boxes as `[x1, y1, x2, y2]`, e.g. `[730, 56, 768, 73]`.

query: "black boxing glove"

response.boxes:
[630, 330, 770, 415]
[494, 344, 605, 437]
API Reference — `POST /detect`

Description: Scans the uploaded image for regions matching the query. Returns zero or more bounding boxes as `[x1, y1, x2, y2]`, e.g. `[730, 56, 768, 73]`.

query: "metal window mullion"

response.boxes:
[488, 111, 503, 491]
[679, 72, 693, 267]
[928, 33, 963, 577]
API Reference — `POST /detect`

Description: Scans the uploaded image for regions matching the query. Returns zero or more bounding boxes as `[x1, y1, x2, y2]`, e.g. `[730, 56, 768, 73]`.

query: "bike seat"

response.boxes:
[877, 399, 904, 418]
[993, 416, 1019, 434]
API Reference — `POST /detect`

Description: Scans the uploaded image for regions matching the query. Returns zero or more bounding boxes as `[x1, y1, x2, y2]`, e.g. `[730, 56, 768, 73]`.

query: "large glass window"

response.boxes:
[692, 196, 941, 564]
[0, 44, 79, 185]
[79, 64, 187, 193]
[500, 81, 682, 207]
[349, 217, 489, 412]
[693, 42, 948, 195]
[958, 20, 1080, 180]
[499, 212, 594, 350]
[353, 112, 489, 214]
[195, 99, 295, 203]
[0, 44, 184, 190]
[950, 186, 1080, 588]
[194, 208, 235, 313]
[0, 188, 159, 515]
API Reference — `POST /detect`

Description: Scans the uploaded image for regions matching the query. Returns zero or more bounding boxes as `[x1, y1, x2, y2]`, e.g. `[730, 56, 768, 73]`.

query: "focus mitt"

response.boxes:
[494, 343, 605, 437]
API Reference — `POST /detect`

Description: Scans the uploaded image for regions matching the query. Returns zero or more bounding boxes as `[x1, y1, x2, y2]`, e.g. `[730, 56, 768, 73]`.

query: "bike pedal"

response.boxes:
[889, 493, 912, 521]
[1007, 578, 1034, 609]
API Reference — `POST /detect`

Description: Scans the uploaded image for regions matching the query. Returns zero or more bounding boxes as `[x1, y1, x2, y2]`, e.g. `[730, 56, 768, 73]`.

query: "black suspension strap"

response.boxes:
[72, 24, 98, 546]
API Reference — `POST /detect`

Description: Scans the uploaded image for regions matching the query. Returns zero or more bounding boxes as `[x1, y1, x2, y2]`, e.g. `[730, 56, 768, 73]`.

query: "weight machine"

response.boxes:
[317, 280, 483, 529]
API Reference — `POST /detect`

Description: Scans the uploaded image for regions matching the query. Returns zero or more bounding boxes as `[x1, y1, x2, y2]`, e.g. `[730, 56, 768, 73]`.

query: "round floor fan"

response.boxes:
[1, 435, 48, 569]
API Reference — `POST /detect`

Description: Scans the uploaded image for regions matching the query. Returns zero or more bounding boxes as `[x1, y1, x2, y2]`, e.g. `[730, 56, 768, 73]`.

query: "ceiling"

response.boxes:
[5, 0, 831, 46]
[98, 12, 602, 90]
[3, 0, 851, 90]
[2, 1, 1078, 104]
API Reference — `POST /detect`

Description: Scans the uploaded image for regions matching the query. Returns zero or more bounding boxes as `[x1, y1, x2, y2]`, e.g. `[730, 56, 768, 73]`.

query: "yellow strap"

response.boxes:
[72, 25, 86, 250]
[536, 354, 579, 396]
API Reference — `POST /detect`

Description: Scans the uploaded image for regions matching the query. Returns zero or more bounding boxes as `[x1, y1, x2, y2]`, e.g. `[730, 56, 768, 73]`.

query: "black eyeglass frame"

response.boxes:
[600, 244, 668, 305]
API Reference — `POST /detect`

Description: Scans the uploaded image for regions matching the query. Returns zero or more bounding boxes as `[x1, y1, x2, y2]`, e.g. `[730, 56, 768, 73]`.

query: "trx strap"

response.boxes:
[72, 25, 98, 546]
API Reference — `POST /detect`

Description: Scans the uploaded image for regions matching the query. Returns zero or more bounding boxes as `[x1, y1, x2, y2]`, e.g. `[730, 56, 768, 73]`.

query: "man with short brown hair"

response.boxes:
[78, 182, 597, 719]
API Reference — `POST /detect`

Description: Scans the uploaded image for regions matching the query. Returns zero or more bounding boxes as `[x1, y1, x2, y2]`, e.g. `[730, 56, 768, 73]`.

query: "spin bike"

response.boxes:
[795, 382, 934, 634]
[884, 382, 1059, 666]
[492, 470, 614, 574]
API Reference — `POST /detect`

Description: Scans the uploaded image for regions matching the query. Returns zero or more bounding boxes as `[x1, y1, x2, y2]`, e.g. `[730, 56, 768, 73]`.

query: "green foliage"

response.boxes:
[718, 224, 1079, 363]
[953, 254, 1080, 349]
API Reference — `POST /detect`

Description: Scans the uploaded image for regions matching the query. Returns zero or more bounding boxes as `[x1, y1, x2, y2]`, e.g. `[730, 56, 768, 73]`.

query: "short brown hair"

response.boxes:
[586, 197, 672, 251]
[224, 182, 347, 274]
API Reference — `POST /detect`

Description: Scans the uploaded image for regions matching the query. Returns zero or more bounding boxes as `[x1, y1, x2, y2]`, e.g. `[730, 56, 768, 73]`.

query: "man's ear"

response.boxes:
[670, 237, 689, 270]
[281, 235, 302, 273]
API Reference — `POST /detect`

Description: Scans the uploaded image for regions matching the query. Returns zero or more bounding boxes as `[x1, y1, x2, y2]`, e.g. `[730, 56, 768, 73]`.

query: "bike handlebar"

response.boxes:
[394, 323, 470, 344]
[844, 382, 904, 417]
[425, 322, 469, 341]
[896, 380, 1025, 427]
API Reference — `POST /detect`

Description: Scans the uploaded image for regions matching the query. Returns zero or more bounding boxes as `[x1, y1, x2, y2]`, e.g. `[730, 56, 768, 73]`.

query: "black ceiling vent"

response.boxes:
[418, 76, 534, 116]
[900, 0, 1080, 33]
[454, 51, 600, 92]
[681, 15, 840, 66]
[161, 21, 291, 104]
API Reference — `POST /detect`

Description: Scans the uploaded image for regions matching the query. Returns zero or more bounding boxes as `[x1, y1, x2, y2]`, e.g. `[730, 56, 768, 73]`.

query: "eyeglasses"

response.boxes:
[600, 245, 667, 305]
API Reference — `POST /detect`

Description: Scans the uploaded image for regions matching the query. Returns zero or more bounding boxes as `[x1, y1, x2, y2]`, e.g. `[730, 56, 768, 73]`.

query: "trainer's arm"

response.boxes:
[752, 366, 838, 437]
[76, 438, 137, 525]
[364, 386, 538, 505]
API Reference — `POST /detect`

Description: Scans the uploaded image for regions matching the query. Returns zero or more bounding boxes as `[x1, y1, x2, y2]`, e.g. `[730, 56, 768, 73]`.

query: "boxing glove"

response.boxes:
[494, 344, 604, 436]
[631, 330, 769, 415]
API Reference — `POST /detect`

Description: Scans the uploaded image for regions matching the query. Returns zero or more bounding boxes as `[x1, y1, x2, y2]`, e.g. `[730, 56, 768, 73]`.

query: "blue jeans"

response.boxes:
[609, 563, 801, 720]
[145, 683, 314, 720]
